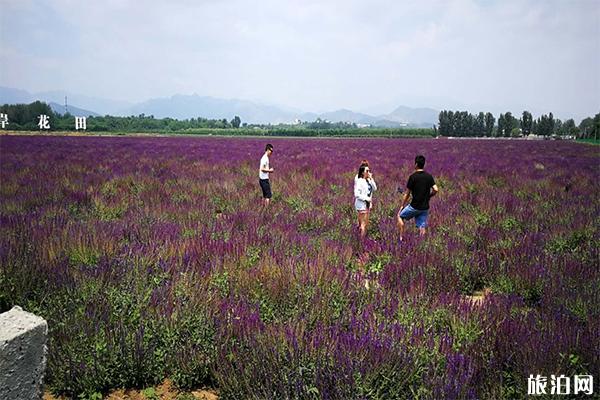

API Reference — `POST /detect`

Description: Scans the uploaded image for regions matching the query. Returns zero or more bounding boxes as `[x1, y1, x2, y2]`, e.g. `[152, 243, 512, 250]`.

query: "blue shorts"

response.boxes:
[399, 205, 429, 228]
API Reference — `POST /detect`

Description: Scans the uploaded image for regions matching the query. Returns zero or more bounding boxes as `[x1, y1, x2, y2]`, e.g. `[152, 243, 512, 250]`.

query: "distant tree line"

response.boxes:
[3, 101, 597, 139]
[302, 118, 358, 130]
[0, 102, 244, 131]
[438, 109, 600, 139]
[0, 101, 434, 137]
[242, 127, 433, 137]
[0, 101, 56, 130]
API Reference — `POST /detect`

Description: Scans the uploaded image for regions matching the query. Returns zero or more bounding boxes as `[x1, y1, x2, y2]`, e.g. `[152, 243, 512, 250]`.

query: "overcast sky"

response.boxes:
[1, 0, 599, 119]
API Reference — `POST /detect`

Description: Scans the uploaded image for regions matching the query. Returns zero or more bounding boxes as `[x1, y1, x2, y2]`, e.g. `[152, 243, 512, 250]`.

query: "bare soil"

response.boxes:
[464, 287, 492, 306]
[43, 379, 218, 400]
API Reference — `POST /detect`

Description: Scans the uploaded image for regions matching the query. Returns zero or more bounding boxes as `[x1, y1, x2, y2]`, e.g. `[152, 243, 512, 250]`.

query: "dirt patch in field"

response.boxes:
[191, 390, 219, 400]
[43, 379, 219, 400]
[464, 287, 492, 306]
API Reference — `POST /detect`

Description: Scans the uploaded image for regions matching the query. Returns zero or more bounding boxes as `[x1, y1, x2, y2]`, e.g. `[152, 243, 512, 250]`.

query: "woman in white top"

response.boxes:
[354, 160, 377, 204]
[354, 164, 377, 239]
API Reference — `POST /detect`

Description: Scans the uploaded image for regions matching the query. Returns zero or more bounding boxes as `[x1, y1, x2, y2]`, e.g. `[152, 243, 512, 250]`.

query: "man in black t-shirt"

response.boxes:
[397, 155, 439, 240]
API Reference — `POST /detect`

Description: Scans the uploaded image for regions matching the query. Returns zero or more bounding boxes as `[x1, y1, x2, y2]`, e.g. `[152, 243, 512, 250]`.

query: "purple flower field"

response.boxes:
[1, 135, 598, 399]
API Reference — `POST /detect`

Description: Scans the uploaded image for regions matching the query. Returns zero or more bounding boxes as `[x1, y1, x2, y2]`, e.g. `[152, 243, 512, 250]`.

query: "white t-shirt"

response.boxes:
[354, 178, 372, 211]
[259, 153, 270, 179]
[354, 174, 377, 192]
[354, 175, 377, 211]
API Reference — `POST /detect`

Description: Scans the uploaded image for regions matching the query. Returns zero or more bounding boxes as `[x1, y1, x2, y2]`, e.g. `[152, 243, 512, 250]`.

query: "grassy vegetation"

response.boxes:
[1, 126, 436, 138]
[577, 138, 600, 145]
[1, 136, 598, 399]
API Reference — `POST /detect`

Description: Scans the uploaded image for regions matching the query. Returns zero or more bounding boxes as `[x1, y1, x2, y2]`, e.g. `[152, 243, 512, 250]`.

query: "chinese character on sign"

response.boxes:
[551, 374, 571, 395]
[528, 374, 548, 395]
[574, 375, 594, 395]
[0, 113, 8, 128]
[38, 114, 50, 130]
[75, 116, 87, 130]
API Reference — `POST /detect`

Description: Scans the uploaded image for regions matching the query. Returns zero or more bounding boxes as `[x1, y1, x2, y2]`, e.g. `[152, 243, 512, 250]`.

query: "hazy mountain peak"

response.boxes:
[1, 86, 439, 126]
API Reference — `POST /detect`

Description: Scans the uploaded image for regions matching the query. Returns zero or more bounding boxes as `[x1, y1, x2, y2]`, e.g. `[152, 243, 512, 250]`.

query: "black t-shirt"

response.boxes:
[407, 171, 435, 210]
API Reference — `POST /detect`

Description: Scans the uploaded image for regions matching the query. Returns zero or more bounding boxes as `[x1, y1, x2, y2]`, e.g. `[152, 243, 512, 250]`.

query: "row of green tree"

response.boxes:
[437, 110, 599, 138]
[3, 101, 597, 139]
[0, 101, 433, 137]
[0, 102, 245, 131]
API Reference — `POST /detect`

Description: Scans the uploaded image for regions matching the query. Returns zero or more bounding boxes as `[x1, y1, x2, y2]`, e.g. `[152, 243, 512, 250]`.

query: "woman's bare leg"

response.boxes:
[358, 212, 368, 238]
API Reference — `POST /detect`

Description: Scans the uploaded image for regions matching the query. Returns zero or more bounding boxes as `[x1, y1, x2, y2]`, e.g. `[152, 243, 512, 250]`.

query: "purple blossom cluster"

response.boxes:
[0, 135, 598, 399]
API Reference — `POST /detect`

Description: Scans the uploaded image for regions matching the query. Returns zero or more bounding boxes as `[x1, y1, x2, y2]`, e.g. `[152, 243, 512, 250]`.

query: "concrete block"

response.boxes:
[0, 306, 48, 400]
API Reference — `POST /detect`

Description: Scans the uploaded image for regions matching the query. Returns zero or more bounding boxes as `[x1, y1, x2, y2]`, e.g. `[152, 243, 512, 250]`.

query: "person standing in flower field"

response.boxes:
[354, 160, 377, 201]
[354, 164, 377, 239]
[397, 155, 438, 240]
[259, 143, 274, 206]
[354, 159, 378, 232]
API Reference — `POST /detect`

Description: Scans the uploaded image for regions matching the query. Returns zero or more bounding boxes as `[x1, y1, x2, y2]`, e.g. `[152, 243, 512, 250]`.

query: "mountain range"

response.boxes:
[48, 102, 100, 117]
[0, 86, 438, 127]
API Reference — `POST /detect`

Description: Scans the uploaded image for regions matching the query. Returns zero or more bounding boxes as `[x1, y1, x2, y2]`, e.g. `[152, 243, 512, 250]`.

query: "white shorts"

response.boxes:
[355, 199, 370, 212]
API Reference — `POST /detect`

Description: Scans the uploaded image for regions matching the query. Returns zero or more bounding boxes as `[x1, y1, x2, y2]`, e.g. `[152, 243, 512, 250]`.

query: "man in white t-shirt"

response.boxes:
[259, 144, 274, 206]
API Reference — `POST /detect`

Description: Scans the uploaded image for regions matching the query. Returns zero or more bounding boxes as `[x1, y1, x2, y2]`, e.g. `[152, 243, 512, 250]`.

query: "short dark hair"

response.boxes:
[415, 155, 426, 169]
[265, 144, 273, 152]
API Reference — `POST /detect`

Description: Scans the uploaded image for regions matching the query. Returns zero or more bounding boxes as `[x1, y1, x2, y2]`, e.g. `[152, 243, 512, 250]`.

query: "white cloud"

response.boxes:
[1, 0, 598, 119]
